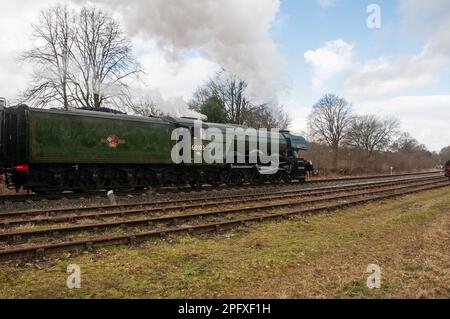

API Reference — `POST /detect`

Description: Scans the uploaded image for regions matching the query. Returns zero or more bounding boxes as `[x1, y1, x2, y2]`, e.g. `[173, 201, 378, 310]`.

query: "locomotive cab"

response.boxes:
[281, 132, 314, 179]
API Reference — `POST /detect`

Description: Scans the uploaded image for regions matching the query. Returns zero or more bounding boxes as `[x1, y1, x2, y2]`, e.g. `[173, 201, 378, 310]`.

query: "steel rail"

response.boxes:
[0, 174, 441, 220]
[0, 180, 447, 261]
[0, 176, 442, 227]
[0, 179, 447, 243]
[0, 171, 439, 203]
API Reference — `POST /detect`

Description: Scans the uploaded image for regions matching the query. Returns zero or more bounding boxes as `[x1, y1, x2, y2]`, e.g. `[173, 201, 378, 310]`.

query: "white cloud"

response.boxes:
[344, 0, 450, 100]
[304, 38, 449, 101]
[130, 39, 220, 116]
[357, 95, 450, 151]
[305, 0, 450, 101]
[304, 39, 353, 89]
[130, 86, 203, 118]
[0, 0, 58, 104]
[133, 40, 219, 101]
[74, 0, 285, 104]
[344, 45, 449, 100]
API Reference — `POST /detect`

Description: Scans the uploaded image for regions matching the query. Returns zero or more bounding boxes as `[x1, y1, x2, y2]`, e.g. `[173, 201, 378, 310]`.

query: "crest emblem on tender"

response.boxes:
[101, 135, 125, 148]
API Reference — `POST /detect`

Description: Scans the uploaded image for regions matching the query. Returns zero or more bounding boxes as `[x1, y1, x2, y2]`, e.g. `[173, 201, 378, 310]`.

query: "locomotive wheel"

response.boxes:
[281, 172, 292, 183]
[269, 173, 283, 184]
[224, 172, 241, 186]
[236, 174, 245, 185]
[251, 174, 265, 185]
[207, 171, 221, 186]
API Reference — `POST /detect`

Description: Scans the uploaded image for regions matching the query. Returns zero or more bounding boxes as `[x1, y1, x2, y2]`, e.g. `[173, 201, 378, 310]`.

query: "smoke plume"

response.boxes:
[73, 0, 285, 103]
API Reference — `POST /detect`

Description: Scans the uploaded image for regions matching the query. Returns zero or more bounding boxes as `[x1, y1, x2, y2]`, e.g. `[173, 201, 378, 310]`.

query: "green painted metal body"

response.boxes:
[0, 105, 311, 192]
[27, 108, 175, 164]
[2, 106, 305, 167]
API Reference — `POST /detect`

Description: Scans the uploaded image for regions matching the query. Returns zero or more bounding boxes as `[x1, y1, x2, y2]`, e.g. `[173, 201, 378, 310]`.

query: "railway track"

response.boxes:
[0, 174, 441, 224]
[0, 174, 448, 261]
[0, 171, 440, 203]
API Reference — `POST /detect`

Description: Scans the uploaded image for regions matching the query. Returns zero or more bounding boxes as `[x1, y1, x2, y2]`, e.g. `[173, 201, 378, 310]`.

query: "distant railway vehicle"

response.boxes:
[445, 160, 450, 180]
[0, 105, 313, 194]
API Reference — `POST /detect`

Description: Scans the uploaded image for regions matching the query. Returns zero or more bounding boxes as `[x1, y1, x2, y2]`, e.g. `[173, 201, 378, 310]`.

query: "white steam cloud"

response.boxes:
[74, 0, 285, 103]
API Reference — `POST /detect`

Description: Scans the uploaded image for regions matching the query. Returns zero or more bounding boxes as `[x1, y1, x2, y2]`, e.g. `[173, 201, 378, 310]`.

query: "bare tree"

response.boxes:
[190, 70, 291, 128]
[189, 85, 213, 111]
[269, 105, 292, 130]
[22, 6, 141, 110]
[307, 94, 353, 170]
[346, 115, 400, 157]
[128, 99, 164, 117]
[220, 76, 252, 125]
[70, 7, 141, 109]
[391, 132, 421, 153]
[190, 71, 254, 124]
[243, 104, 291, 129]
[21, 5, 75, 109]
[116, 91, 164, 117]
[440, 146, 450, 164]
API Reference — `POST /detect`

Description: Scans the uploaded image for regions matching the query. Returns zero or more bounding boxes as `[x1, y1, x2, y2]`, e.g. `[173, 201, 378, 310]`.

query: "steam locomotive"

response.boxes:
[0, 104, 313, 194]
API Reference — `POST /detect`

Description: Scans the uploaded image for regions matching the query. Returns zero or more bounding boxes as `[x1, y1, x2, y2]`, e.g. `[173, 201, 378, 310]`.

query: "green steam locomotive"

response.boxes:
[0, 105, 312, 194]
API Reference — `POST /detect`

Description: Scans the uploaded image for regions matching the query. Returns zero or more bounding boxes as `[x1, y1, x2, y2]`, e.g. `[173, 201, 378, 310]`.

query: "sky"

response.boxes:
[0, 0, 449, 151]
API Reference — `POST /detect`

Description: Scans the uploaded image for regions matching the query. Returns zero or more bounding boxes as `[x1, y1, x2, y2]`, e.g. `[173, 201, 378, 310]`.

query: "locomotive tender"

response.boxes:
[0, 104, 313, 194]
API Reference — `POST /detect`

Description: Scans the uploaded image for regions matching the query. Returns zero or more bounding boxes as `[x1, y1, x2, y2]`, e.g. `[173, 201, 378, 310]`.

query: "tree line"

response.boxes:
[307, 93, 444, 175]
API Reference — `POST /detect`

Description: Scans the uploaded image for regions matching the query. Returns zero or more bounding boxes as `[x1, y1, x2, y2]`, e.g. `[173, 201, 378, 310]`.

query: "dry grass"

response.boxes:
[0, 187, 449, 298]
